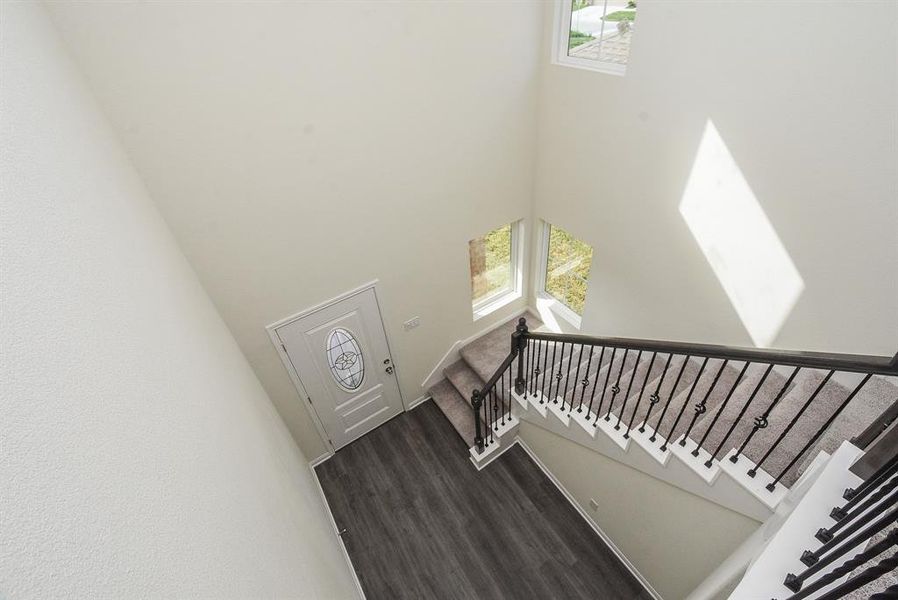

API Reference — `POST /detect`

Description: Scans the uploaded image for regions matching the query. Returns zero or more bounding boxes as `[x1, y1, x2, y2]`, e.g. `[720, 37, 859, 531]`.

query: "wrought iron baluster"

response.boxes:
[785, 532, 898, 600]
[842, 454, 898, 508]
[530, 339, 542, 397]
[767, 374, 873, 491]
[553, 343, 569, 405]
[569, 345, 585, 411]
[487, 388, 493, 444]
[697, 361, 750, 463]
[661, 356, 709, 452]
[732, 366, 801, 464]
[546, 342, 559, 405]
[604, 348, 630, 422]
[817, 474, 898, 545]
[870, 582, 898, 600]
[709, 363, 773, 464]
[640, 353, 671, 434]
[626, 352, 657, 438]
[577, 346, 595, 412]
[499, 368, 506, 425]
[784, 502, 898, 592]
[561, 343, 576, 406]
[615, 350, 643, 431]
[749, 370, 834, 480]
[801, 486, 898, 567]
[550, 342, 563, 404]
[524, 343, 532, 398]
[586, 346, 607, 416]
[539, 339, 551, 403]
[684, 359, 729, 450]
[650, 355, 690, 442]
[509, 366, 514, 411]
[594, 347, 618, 425]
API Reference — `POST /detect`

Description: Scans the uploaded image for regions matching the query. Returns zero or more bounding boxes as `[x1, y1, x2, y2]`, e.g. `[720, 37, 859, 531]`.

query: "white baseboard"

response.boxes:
[420, 306, 532, 391]
[309, 452, 334, 468]
[513, 436, 664, 600]
[308, 460, 367, 600]
[405, 395, 430, 411]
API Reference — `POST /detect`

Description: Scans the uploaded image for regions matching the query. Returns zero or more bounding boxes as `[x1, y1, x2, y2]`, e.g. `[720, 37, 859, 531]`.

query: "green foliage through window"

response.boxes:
[603, 10, 636, 22]
[470, 224, 512, 306]
[569, 30, 595, 50]
[545, 225, 593, 316]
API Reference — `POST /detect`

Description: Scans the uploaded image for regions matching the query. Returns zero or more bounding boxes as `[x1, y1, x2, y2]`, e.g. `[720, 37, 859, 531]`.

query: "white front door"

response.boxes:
[275, 287, 403, 450]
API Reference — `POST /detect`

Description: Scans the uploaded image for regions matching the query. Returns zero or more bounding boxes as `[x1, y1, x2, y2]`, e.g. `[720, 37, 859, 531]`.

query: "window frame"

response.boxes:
[535, 221, 591, 330]
[471, 220, 525, 321]
[551, 0, 628, 77]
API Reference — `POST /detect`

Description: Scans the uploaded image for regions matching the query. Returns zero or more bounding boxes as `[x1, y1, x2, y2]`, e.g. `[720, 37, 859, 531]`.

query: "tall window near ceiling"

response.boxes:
[469, 221, 524, 320]
[538, 222, 594, 327]
[553, 0, 637, 75]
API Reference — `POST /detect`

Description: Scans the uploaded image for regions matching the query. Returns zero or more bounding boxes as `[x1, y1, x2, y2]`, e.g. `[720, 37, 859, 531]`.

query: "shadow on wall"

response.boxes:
[679, 119, 805, 348]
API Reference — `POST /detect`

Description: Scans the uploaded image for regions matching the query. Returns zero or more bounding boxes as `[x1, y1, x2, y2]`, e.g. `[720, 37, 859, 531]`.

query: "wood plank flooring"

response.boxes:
[316, 401, 653, 599]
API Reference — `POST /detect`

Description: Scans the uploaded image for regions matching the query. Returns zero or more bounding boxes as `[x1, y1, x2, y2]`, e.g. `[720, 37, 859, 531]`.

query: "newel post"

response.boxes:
[472, 389, 484, 452]
[512, 317, 529, 395]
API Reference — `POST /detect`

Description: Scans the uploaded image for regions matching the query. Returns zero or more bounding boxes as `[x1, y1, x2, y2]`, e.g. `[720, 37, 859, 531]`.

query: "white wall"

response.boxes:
[0, 3, 356, 597]
[534, 1, 898, 355]
[45, 0, 544, 459]
[519, 423, 760, 600]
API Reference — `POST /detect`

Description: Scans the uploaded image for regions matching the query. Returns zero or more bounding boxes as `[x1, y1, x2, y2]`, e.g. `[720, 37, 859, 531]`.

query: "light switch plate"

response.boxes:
[403, 317, 420, 331]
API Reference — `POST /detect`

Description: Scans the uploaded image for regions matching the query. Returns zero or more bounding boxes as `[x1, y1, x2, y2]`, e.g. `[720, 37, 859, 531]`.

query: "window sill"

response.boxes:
[552, 55, 626, 77]
[472, 290, 522, 322]
[536, 292, 582, 330]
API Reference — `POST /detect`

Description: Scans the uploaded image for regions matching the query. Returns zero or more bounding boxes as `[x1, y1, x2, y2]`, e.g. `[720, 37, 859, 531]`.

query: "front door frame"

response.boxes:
[266, 280, 405, 456]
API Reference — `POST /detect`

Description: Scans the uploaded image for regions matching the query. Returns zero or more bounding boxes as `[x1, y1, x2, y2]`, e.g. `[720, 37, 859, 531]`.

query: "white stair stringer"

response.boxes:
[629, 422, 673, 466]
[469, 412, 520, 470]
[594, 413, 631, 452]
[729, 442, 864, 600]
[546, 398, 572, 426]
[517, 400, 788, 522]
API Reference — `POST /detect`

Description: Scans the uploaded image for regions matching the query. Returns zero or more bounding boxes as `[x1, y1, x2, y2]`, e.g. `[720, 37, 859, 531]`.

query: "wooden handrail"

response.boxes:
[524, 331, 898, 376]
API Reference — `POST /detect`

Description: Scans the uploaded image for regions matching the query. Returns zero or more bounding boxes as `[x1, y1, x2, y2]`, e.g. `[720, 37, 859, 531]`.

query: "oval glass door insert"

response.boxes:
[326, 328, 365, 391]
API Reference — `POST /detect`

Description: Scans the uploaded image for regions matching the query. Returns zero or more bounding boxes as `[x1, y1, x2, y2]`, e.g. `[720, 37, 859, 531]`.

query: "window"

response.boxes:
[538, 222, 594, 327]
[553, 0, 637, 75]
[469, 221, 523, 320]
[326, 328, 365, 391]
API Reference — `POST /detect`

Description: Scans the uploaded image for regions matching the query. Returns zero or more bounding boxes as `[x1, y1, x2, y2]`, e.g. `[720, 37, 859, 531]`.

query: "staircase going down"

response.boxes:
[426, 313, 898, 598]
[428, 314, 898, 513]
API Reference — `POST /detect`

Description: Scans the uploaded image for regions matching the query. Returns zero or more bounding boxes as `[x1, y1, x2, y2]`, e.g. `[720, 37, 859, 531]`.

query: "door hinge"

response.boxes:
[280, 343, 287, 353]
[307, 396, 312, 404]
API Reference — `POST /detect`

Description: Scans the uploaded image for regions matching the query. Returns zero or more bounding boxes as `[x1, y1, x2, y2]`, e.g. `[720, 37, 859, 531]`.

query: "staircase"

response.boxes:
[426, 312, 898, 596]
[429, 313, 548, 448]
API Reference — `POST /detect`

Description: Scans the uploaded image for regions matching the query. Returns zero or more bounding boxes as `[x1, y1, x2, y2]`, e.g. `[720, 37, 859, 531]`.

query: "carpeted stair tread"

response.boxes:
[740, 369, 849, 487]
[428, 378, 475, 444]
[646, 357, 718, 441]
[686, 363, 790, 455]
[794, 374, 898, 476]
[460, 311, 543, 383]
[614, 352, 674, 430]
[658, 359, 744, 443]
[444, 359, 486, 402]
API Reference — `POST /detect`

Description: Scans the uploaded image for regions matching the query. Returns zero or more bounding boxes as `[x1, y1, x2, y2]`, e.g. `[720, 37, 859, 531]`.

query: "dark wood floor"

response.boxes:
[316, 401, 652, 600]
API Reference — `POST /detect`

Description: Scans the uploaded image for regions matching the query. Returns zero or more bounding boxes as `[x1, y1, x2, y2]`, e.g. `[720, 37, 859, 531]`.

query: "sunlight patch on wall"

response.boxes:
[680, 120, 804, 347]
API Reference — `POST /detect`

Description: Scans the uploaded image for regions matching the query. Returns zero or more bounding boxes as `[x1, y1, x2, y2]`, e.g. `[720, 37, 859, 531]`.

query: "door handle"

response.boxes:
[385, 366, 394, 374]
